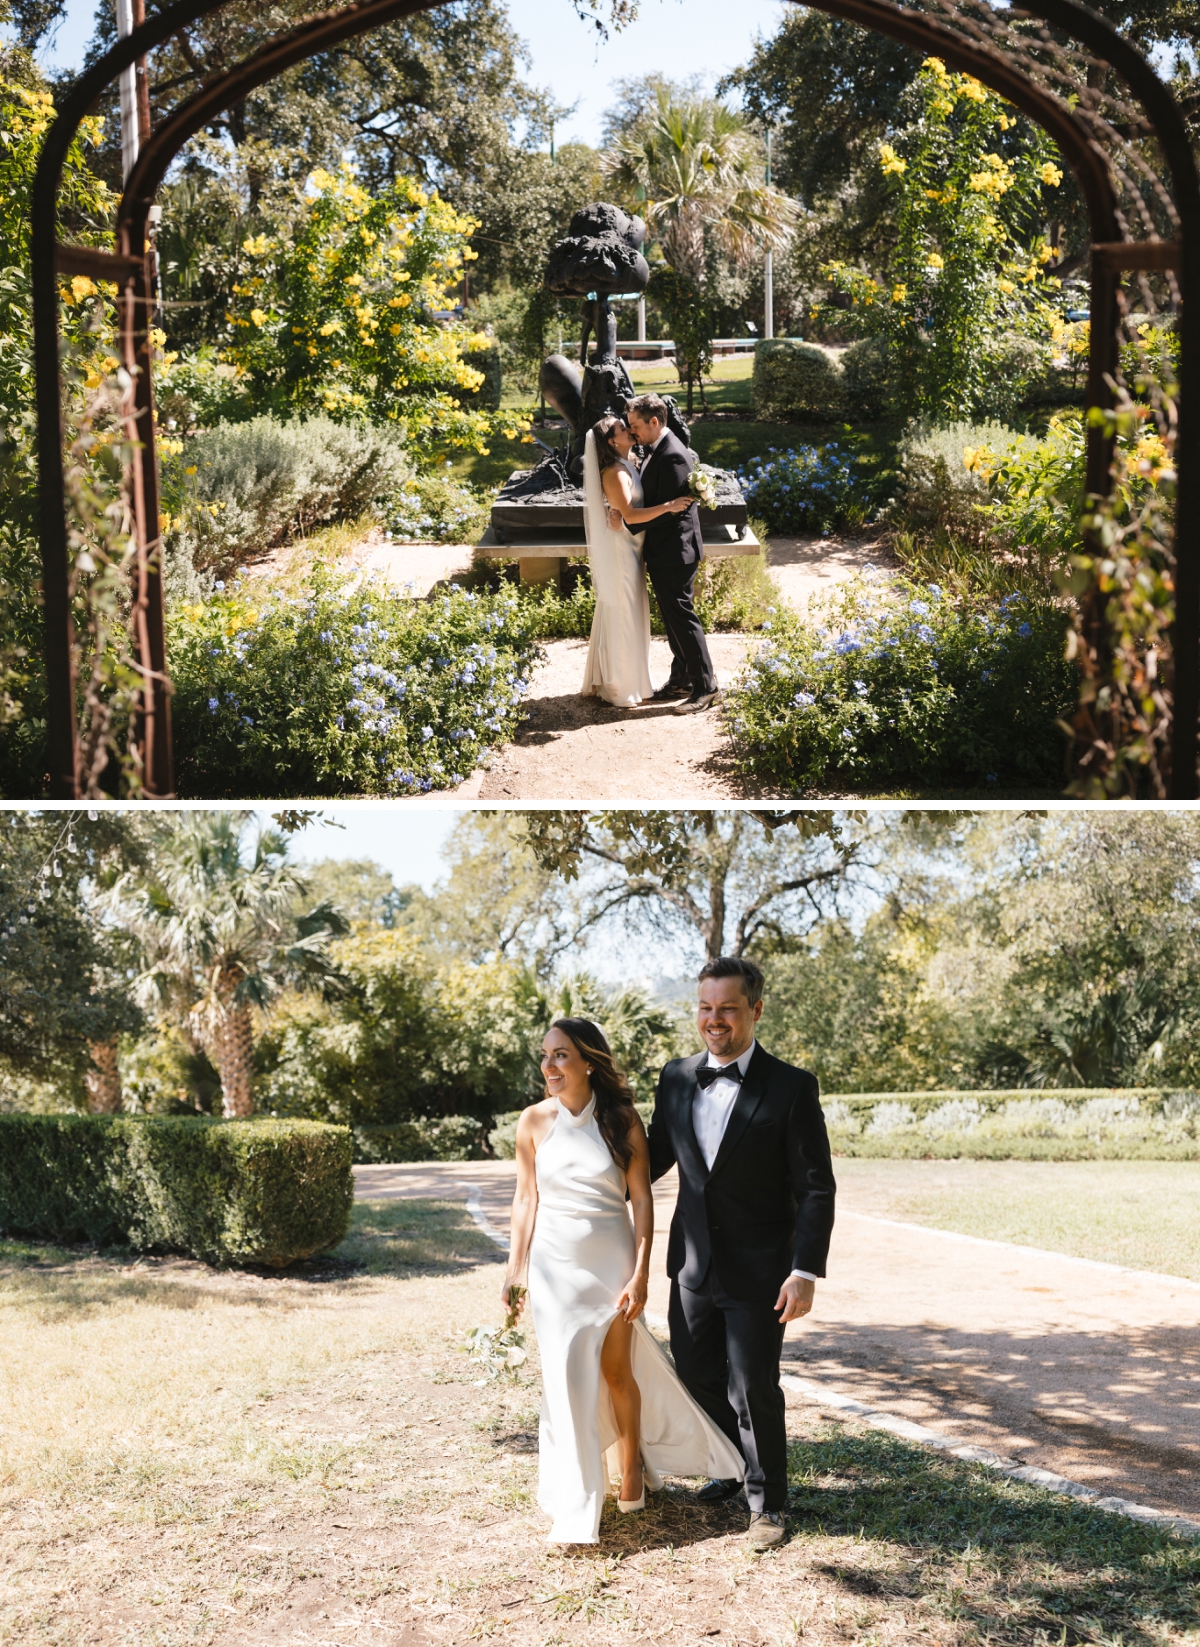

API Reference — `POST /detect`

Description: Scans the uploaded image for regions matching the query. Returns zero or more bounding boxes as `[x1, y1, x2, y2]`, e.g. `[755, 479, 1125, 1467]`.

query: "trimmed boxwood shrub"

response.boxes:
[353, 1116, 485, 1163]
[0, 1115, 352, 1266]
[752, 339, 846, 422]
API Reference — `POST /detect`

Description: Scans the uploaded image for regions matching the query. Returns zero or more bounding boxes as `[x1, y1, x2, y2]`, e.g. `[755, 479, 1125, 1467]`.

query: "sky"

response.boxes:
[32, 0, 791, 148]
[264, 805, 456, 892]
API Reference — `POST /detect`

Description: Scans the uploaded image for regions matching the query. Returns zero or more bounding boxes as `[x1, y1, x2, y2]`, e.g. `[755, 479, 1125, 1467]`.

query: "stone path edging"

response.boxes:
[780, 1372, 1200, 1539]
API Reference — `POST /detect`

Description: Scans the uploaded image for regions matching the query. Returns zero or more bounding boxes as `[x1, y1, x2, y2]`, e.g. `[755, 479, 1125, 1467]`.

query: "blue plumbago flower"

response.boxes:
[793, 691, 816, 708]
[833, 633, 861, 655]
[915, 624, 936, 644]
[927, 584, 943, 599]
[841, 728, 854, 740]
[1017, 622, 1032, 638]
[909, 599, 930, 615]
[986, 772, 999, 784]
[207, 697, 219, 713]
[214, 580, 225, 592]
[980, 669, 992, 682]
[421, 725, 434, 741]
[242, 715, 254, 727]
[854, 680, 869, 697]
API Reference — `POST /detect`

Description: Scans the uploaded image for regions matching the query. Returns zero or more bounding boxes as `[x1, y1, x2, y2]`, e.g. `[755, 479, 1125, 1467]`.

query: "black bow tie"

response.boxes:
[696, 1061, 744, 1089]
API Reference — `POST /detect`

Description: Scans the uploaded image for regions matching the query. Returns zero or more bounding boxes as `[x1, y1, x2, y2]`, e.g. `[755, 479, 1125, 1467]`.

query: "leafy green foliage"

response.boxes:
[353, 1116, 486, 1163]
[167, 567, 541, 797]
[647, 267, 714, 415]
[0, 812, 143, 1085]
[817, 58, 1068, 421]
[0, 1114, 353, 1266]
[751, 340, 845, 422]
[726, 576, 1075, 792]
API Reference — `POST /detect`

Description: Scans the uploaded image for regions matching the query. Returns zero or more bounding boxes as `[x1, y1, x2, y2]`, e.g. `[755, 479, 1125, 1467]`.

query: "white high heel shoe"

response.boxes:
[617, 1469, 646, 1513]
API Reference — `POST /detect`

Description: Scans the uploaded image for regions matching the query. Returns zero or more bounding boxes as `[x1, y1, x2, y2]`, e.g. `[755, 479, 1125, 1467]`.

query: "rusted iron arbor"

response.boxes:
[32, 0, 1200, 796]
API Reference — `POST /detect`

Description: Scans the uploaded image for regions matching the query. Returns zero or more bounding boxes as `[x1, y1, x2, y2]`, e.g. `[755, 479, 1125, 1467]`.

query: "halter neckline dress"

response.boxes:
[528, 1093, 744, 1543]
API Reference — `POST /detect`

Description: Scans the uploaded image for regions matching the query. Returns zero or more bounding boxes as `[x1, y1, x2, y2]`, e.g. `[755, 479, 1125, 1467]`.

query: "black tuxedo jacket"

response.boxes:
[639, 429, 703, 568]
[647, 1044, 836, 1302]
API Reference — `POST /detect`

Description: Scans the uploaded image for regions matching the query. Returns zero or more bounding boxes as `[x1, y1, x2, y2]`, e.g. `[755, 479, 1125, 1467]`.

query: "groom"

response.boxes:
[625, 393, 719, 712]
[648, 956, 836, 1549]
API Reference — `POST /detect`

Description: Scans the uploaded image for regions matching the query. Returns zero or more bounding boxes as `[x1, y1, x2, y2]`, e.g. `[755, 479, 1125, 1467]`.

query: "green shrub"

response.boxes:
[822, 1087, 1200, 1160]
[725, 575, 1075, 793]
[162, 415, 412, 575]
[841, 337, 893, 420]
[353, 1116, 485, 1163]
[0, 1114, 353, 1265]
[891, 421, 1009, 548]
[752, 339, 846, 422]
[168, 563, 541, 797]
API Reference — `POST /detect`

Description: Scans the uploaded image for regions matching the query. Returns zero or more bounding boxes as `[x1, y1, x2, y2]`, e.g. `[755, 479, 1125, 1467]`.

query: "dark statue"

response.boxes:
[489, 201, 744, 543]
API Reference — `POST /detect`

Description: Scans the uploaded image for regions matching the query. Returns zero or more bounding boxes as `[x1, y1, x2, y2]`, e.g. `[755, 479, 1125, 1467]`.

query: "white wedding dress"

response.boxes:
[528, 1095, 745, 1544]
[581, 430, 654, 706]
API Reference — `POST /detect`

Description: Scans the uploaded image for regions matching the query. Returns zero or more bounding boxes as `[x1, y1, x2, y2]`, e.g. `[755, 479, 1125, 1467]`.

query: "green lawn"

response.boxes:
[836, 1157, 1200, 1280]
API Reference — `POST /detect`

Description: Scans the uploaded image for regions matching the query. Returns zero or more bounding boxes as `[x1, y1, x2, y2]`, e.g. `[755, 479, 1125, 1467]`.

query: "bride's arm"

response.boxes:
[615, 1116, 653, 1322]
[502, 1107, 540, 1313]
[602, 465, 690, 528]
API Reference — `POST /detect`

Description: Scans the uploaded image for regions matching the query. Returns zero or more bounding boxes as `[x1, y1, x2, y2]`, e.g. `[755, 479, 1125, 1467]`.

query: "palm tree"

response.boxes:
[602, 92, 798, 287]
[108, 813, 347, 1117]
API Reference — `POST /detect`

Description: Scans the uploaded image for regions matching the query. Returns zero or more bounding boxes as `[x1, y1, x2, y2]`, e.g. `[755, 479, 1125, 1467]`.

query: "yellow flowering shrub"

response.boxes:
[818, 56, 1067, 420]
[222, 164, 511, 463]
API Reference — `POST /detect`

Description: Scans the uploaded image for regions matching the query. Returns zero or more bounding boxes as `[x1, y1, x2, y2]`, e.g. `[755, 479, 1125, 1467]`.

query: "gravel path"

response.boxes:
[354, 1159, 1200, 1521]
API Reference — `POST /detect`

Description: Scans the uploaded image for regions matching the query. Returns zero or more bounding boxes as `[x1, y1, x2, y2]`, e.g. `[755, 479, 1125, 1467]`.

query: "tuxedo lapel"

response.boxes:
[675, 1052, 710, 1183]
[708, 1046, 769, 1178]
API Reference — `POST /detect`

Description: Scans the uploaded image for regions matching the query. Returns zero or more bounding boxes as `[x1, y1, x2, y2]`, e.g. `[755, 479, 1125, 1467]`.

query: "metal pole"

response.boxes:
[115, 0, 139, 178]
[637, 294, 646, 342]
[764, 128, 774, 339]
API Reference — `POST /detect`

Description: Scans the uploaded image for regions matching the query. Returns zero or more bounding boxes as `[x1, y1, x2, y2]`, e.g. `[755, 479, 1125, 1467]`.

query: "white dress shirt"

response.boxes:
[695, 1041, 817, 1286]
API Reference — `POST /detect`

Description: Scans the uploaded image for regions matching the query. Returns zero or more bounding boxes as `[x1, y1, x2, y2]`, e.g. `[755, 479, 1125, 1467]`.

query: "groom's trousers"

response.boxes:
[668, 1272, 787, 1514]
[645, 553, 717, 695]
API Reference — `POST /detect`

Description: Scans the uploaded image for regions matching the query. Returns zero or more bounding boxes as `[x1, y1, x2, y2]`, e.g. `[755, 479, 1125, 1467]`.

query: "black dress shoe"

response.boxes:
[650, 682, 690, 702]
[696, 1477, 743, 1503]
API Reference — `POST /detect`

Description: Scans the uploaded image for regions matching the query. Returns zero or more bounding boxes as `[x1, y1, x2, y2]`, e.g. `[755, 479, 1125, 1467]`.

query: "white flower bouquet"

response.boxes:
[687, 464, 720, 511]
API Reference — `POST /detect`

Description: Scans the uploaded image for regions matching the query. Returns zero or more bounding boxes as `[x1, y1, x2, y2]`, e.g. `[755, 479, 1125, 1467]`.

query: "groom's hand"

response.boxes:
[775, 1276, 815, 1323]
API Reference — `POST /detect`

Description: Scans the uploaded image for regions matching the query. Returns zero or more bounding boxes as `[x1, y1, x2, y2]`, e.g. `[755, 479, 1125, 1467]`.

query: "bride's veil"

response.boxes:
[582, 428, 620, 606]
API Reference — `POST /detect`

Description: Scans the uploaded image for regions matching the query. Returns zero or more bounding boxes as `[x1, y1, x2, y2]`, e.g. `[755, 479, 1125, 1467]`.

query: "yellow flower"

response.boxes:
[879, 143, 907, 176]
[998, 278, 1016, 294]
[345, 273, 363, 286]
[1039, 162, 1063, 187]
[242, 235, 272, 256]
[70, 275, 97, 302]
[960, 77, 988, 102]
[318, 320, 343, 336]
[185, 464, 198, 476]
[390, 324, 403, 335]
[891, 284, 907, 303]
[923, 56, 948, 77]
[249, 308, 269, 327]
[926, 252, 944, 270]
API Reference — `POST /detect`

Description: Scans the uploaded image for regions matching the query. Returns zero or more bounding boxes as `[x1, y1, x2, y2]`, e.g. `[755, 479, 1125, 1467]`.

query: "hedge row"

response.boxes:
[0, 1115, 353, 1266]
[822, 1087, 1200, 1160]
[353, 1116, 486, 1164]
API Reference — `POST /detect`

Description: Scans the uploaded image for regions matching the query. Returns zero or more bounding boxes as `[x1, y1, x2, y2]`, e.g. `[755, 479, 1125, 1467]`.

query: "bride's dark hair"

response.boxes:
[548, 1017, 640, 1170]
[592, 415, 626, 472]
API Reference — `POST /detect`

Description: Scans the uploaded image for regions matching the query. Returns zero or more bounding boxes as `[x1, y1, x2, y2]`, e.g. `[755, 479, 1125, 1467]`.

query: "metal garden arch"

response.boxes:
[31, 0, 1200, 796]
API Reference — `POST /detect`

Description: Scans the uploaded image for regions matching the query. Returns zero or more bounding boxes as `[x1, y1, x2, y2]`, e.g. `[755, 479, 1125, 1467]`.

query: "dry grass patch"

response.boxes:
[2, 1199, 1197, 1647]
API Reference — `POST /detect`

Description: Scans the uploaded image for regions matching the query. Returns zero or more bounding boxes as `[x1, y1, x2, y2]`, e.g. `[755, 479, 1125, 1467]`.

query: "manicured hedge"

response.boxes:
[353, 1116, 486, 1164]
[488, 1102, 654, 1159]
[0, 1115, 353, 1266]
[752, 339, 846, 422]
[822, 1087, 1200, 1160]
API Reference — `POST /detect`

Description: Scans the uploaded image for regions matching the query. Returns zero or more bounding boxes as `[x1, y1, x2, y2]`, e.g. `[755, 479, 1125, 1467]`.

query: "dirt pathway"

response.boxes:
[355, 1161, 1200, 1520]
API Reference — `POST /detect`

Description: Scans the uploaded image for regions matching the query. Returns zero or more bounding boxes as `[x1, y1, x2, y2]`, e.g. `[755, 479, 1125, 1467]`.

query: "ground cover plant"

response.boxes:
[726, 573, 1075, 793]
[1, 1193, 1197, 1647]
[169, 565, 540, 796]
[835, 1156, 1200, 1281]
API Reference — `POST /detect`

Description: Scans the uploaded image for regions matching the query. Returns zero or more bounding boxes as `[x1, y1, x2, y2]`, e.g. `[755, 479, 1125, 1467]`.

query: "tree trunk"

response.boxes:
[215, 1002, 255, 1117]
[85, 1040, 122, 1113]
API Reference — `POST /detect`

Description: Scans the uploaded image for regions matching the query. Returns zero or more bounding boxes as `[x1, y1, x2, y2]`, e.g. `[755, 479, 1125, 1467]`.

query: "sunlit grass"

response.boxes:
[837, 1157, 1200, 1279]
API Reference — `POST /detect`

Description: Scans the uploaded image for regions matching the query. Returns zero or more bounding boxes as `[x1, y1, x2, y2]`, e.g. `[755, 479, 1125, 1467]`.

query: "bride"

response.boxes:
[581, 415, 690, 707]
[503, 1017, 744, 1545]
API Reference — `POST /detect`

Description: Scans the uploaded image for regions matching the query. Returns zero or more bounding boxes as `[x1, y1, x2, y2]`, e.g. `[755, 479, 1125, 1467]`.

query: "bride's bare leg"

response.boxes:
[600, 1314, 643, 1499]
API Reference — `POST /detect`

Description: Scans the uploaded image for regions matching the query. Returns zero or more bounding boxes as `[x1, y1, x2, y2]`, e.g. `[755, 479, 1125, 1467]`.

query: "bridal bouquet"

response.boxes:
[464, 1285, 528, 1383]
[687, 464, 720, 511]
